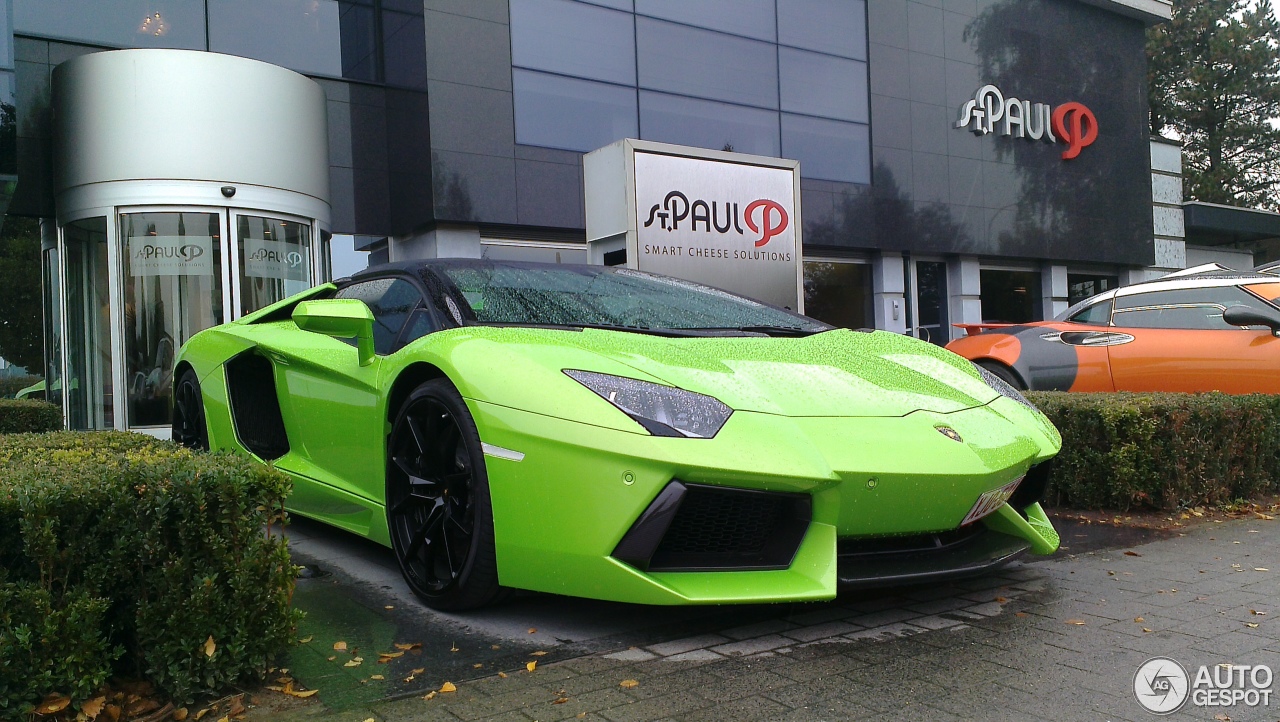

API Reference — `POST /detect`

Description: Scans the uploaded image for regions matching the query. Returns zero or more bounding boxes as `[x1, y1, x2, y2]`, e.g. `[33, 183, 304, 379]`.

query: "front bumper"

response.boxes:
[471, 397, 1060, 605]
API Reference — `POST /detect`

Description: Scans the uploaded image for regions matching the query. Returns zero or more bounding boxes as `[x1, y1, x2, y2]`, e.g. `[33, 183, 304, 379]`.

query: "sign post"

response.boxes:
[584, 139, 803, 312]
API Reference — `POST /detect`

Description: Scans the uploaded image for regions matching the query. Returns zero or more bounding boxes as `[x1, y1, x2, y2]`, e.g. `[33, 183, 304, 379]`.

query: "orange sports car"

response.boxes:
[946, 264, 1280, 393]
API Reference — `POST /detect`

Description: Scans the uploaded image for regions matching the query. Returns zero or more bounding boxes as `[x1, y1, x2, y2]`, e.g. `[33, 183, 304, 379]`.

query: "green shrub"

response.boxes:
[0, 432, 299, 717]
[0, 376, 40, 400]
[0, 399, 62, 434]
[1027, 392, 1280, 511]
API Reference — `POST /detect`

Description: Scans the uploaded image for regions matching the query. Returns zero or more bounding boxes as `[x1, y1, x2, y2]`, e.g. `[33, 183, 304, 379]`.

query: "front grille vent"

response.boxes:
[636, 483, 810, 572]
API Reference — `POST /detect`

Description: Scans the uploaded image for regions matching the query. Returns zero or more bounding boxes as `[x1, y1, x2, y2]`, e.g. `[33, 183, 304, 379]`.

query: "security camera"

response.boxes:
[221, 186, 236, 198]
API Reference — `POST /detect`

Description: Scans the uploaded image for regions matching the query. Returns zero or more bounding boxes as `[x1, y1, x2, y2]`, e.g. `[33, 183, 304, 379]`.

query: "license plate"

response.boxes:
[961, 477, 1023, 526]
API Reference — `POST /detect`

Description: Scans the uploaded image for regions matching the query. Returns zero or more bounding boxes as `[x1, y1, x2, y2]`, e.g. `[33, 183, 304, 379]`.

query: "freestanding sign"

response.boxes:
[584, 139, 803, 312]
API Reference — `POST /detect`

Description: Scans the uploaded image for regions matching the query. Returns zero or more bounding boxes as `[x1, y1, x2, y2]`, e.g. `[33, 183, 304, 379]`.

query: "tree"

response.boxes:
[1148, 0, 1280, 209]
[0, 216, 45, 372]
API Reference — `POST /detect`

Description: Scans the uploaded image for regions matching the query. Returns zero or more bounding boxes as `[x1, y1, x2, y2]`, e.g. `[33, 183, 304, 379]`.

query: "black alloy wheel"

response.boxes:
[171, 367, 209, 451]
[386, 379, 502, 610]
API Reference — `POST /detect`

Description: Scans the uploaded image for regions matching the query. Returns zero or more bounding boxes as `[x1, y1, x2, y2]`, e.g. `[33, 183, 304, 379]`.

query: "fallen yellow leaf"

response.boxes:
[1134, 617, 1144, 623]
[440, 682, 457, 693]
[172, 708, 188, 722]
[195, 709, 209, 721]
[528, 628, 537, 634]
[378, 651, 405, 662]
[422, 692, 437, 701]
[204, 636, 217, 658]
[1246, 623, 1260, 628]
[370, 675, 385, 681]
[1255, 568, 1270, 572]
[411, 668, 425, 675]
[333, 641, 348, 652]
[553, 697, 570, 704]
[473, 663, 483, 669]
[35, 695, 71, 715]
[531, 651, 548, 657]
[394, 643, 421, 651]
[344, 657, 363, 668]
[1142, 628, 1153, 633]
[82, 696, 106, 720]
[994, 597, 1008, 603]
[619, 679, 639, 689]
[290, 689, 318, 699]
[527, 661, 537, 672]
[497, 672, 508, 678]
[1065, 619, 1087, 625]
[298, 636, 313, 644]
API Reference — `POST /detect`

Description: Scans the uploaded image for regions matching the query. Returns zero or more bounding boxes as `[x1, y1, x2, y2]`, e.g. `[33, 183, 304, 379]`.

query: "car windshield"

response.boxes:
[438, 263, 830, 336]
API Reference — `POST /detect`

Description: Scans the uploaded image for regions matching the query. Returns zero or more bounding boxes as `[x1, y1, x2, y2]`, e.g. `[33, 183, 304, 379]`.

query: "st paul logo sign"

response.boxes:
[956, 85, 1098, 160]
[642, 193, 790, 248]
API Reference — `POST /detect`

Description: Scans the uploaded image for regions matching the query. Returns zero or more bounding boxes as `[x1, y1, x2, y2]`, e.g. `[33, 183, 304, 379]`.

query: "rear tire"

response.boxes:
[976, 360, 1027, 391]
[386, 379, 503, 611]
[171, 368, 209, 451]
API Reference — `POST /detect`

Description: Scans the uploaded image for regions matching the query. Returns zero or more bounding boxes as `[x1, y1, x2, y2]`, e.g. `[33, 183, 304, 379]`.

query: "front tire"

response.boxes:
[976, 360, 1027, 391]
[171, 367, 209, 451]
[386, 379, 502, 610]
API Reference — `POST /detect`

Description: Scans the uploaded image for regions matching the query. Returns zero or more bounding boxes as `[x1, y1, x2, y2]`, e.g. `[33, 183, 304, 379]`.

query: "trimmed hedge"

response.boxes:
[0, 432, 300, 718]
[1027, 392, 1280, 511]
[0, 399, 61, 434]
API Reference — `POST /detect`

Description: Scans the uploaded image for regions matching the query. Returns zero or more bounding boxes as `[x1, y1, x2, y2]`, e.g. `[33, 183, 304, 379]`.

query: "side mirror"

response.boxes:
[292, 299, 376, 366]
[1222, 305, 1280, 337]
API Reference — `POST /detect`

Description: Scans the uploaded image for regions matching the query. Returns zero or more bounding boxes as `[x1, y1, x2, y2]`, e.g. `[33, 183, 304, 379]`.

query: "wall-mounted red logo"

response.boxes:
[643, 192, 790, 247]
[1051, 102, 1098, 160]
[956, 84, 1098, 161]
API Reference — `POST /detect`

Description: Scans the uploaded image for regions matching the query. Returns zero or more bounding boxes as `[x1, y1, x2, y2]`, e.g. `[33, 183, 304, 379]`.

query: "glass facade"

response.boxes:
[980, 269, 1042, 325]
[803, 260, 872, 329]
[509, 0, 871, 183]
[1068, 273, 1119, 307]
[14, 0, 426, 88]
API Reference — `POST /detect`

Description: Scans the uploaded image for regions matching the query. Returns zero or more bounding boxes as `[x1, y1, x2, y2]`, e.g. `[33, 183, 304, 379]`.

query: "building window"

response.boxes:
[17, 0, 426, 89]
[803, 259, 872, 329]
[508, 0, 870, 183]
[1067, 273, 1118, 307]
[980, 269, 1041, 324]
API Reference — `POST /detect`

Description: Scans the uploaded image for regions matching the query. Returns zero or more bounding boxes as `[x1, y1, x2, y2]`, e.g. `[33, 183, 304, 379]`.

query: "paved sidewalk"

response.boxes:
[279, 515, 1279, 722]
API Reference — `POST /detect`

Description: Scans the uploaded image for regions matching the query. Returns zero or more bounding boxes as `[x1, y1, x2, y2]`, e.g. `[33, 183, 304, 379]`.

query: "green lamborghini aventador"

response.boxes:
[172, 259, 1061, 610]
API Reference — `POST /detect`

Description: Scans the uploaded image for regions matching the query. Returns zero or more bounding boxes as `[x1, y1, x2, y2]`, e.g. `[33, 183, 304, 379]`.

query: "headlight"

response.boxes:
[974, 363, 1037, 411]
[564, 370, 732, 438]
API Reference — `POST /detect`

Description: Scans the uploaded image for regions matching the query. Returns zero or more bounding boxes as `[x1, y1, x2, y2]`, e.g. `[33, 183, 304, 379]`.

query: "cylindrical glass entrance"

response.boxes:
[49, 204, 327, 432]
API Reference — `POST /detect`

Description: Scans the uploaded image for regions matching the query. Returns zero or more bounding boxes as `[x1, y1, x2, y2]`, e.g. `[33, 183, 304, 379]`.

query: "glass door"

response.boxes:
[907, 259, 949, 346]
[232, 210, 315, 316]
[119, 208, 227, 430]
[62, 217, 113, 429]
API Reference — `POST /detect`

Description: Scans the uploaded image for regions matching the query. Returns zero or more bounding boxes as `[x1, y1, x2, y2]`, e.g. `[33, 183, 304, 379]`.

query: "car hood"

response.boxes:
[439, 327, 1000, 418]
